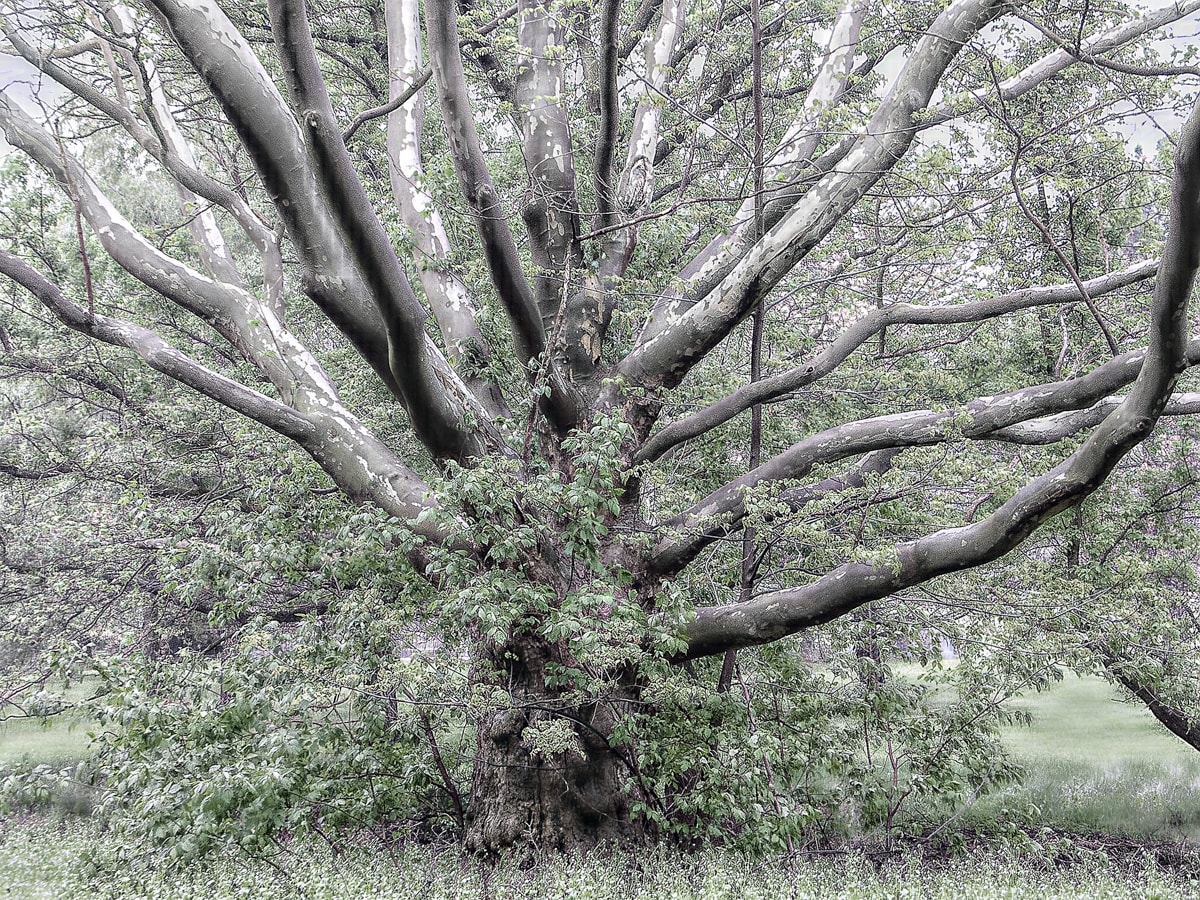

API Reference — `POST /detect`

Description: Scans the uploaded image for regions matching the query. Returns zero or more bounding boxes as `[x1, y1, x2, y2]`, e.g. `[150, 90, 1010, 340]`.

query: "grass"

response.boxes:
[0, 817, 1196, 900]
[0, 679, 99, 768]
[967, 673, 1200, 841]
[0, 681, 102, 819]
[1003, 674, 1199, 766]
[0, 717, 93, 768]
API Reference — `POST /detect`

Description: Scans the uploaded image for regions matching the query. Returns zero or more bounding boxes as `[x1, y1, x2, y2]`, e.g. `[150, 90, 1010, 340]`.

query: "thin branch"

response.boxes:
[925, 0, 1200, 126]
[343, 63, 431, 142]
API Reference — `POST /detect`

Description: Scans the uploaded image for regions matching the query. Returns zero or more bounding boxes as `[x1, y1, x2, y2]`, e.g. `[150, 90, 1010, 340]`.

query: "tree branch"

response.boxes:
[565, 0, 685, 381]
[592, 0, 623, 233]
[514, 0, 582, 315]
[0, 249, 314, 444]
[620, 0, 1008, 394]
[142, 0, 405, 398]
[1, 16, 284, 307]
[423, 0, 544, 365]
[383, 0, 508, 419]
[344, 62, 431, 143]
[680, 90, 1200, 659]
[637, 0, 864, 348]
[925, 0, 1200, 127]
[638, 260, 1159, 464]
[1102, 654, 1200, 752]
[269, 0, 483, 462]
[617, 0, 664, 61]
[987, 393, 1200, 444]
[651, 336, 1200, 580]
[0, 249, 455, 540]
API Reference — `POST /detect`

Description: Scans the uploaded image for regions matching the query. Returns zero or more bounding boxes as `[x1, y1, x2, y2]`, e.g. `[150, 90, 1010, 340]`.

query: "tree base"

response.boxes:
[464, 703, 645, 855]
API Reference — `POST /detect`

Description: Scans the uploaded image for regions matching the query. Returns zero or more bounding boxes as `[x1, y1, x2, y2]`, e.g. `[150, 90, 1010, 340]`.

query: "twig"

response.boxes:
[343, 65, 432, 143]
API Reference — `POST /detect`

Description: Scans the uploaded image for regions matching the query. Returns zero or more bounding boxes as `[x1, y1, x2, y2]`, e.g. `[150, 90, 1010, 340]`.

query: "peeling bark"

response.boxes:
[515, 0, 582, 318]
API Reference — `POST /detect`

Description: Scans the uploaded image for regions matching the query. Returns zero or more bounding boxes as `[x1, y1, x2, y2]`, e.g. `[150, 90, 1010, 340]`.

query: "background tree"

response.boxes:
[3, 0, 1200, 854]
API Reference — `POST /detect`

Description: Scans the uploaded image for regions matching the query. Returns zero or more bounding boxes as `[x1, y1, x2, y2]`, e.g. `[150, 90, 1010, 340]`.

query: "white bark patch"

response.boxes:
[385, 0, 485, 354]
[135, 22, 234, 263]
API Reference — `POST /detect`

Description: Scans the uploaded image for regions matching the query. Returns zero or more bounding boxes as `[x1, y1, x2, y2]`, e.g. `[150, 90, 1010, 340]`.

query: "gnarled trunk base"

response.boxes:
[464, 646, 646, 854]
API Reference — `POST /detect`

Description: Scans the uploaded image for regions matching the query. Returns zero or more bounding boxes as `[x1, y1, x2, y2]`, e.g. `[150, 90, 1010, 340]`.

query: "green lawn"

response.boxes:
[1003, 673, 1198, 766]
[966, 673, 1200, 841]
[0, 686, 97, 767]
[0, 716, 94, 768]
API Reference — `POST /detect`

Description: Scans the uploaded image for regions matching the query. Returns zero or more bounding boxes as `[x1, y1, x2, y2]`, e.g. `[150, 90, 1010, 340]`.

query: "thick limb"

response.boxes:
[679, 92, 1200, 658]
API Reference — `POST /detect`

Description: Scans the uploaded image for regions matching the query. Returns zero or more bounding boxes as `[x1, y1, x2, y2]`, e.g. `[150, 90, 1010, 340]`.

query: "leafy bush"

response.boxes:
[91, 612, 471, 860]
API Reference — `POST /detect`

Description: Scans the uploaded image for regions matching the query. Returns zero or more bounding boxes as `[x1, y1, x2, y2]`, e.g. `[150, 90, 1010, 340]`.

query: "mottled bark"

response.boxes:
[269, 0, 484, 461]
[465, 637, 644, 853]
[515, 0, 582, 325]
[384, 0, 508, 418]
[566, 0, 685, 380]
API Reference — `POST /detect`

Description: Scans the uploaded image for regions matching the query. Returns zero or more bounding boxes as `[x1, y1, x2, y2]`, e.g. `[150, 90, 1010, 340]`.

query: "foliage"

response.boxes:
[3, 0, 1200, 857]
[91, 608, 470, 858]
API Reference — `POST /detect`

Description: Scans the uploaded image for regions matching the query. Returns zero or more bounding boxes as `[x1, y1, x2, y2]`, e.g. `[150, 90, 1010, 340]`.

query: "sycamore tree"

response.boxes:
[4, 0, 1200, 853]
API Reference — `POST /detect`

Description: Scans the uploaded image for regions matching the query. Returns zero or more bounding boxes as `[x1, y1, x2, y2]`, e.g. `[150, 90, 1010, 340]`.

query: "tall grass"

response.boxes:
[976, 757, 1200, 841]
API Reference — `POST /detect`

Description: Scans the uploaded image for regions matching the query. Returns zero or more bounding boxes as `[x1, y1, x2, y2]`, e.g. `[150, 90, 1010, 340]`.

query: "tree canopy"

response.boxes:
[3, 0, 1200, 854]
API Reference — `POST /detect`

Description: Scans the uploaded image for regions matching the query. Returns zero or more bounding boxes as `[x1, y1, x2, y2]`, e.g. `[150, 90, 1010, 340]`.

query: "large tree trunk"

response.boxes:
[464, 638, 646, 853]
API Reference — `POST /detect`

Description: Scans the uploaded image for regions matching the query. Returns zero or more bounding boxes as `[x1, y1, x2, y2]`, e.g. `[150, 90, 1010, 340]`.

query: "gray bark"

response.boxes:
[682, 92, 1200, 657]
